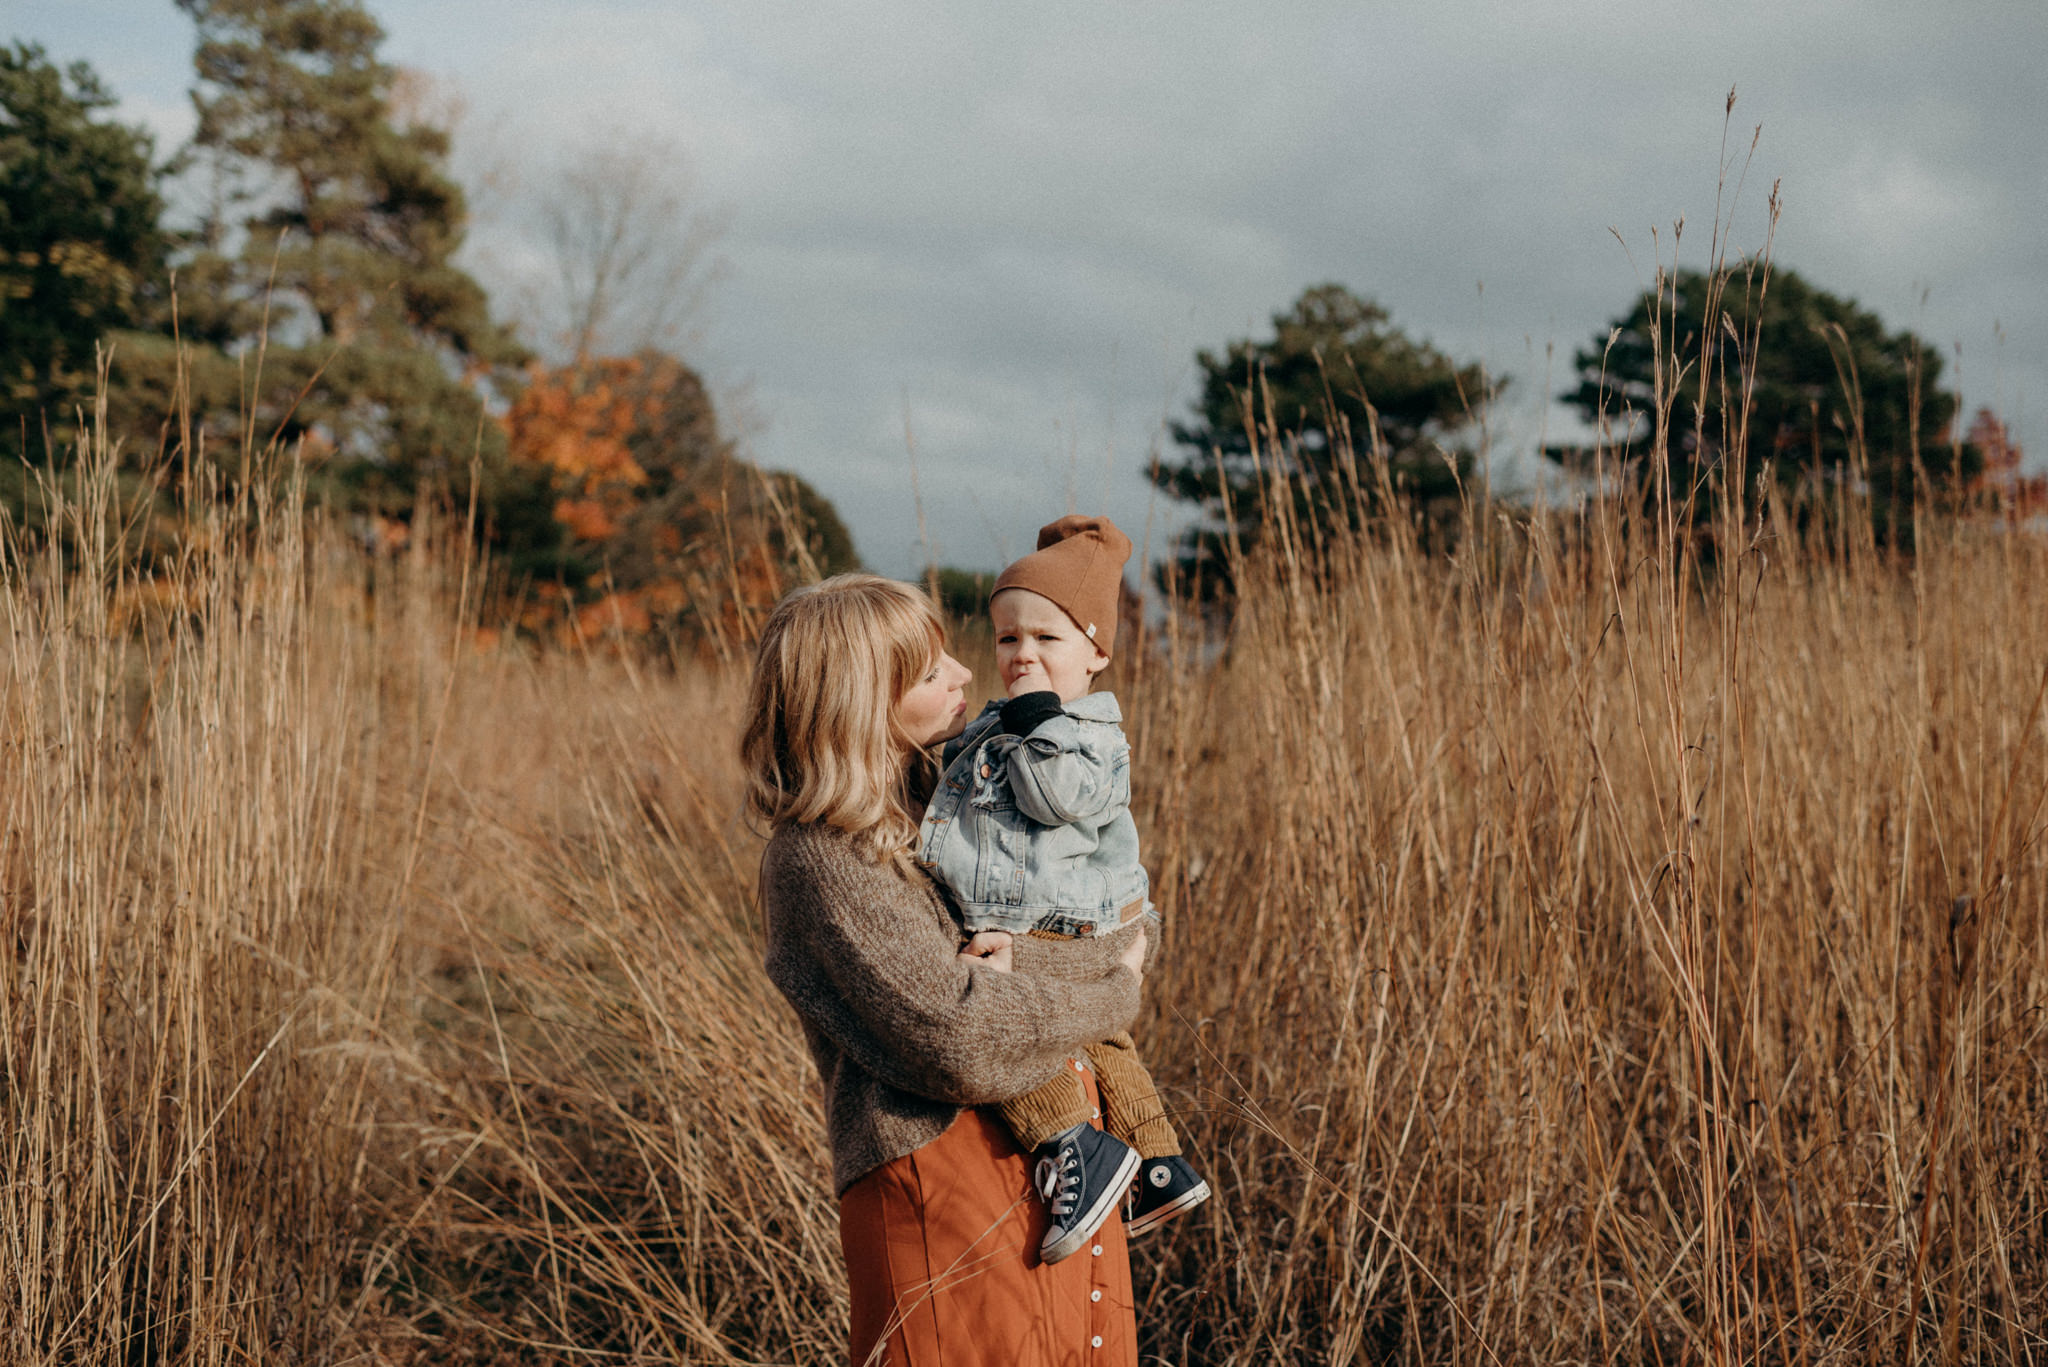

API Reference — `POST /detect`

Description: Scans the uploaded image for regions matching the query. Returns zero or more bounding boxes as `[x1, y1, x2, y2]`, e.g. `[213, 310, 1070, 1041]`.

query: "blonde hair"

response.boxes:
[740, 573, 949, 863]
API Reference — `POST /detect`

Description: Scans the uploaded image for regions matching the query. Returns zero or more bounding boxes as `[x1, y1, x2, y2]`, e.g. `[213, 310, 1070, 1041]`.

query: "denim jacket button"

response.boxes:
[979, 764, 992, 778]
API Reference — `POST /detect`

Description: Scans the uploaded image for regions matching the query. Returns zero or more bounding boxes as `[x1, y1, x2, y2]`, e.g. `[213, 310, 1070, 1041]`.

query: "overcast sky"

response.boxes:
[19, 0, 2046, 575]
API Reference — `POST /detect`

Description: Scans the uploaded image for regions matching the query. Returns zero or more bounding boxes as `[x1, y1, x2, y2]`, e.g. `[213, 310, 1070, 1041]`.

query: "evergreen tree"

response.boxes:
[1152, 284, 1490, 597]
[0, 43, 172, 445]
[1554, 265, 1967, 538]
[769, 469, 858, 578]
[923, 566, 997, 623]
[123, 0, 529, 522]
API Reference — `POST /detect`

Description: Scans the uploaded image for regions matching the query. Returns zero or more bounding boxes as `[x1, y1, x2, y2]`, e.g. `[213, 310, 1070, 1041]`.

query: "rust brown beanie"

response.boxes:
[990, 514, 1133, 657]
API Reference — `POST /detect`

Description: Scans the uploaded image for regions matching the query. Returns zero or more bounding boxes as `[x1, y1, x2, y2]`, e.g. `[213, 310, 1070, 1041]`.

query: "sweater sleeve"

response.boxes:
[764, 831, 1141, 1107]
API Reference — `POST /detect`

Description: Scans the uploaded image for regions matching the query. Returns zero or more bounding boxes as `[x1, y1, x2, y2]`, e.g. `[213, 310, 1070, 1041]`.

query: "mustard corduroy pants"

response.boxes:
[997, 1031, 1181, 1157]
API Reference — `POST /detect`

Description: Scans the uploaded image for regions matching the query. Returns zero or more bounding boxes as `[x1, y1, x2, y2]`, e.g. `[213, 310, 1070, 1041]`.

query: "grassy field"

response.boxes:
[3, 385, 2045, 1364]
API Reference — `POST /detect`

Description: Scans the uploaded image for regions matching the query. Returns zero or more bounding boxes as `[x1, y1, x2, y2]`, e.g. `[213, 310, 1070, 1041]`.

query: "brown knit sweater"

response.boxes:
[760, 821, 1143, 1195]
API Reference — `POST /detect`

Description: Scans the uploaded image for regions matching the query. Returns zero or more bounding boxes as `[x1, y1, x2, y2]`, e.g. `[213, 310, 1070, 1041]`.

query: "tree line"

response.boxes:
[4, 1, 2029, 630]
[2, 3, 853, 645]
[1149, 269, 2026, 601]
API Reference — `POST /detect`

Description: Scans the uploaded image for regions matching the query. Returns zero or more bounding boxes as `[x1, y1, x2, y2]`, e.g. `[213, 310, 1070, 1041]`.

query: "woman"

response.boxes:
[742, 573, 1150, 1366]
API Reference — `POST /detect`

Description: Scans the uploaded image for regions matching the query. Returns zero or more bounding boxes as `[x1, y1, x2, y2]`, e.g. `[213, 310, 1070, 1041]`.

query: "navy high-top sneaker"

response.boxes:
[1125, 1155, 1211, 1236]
[1034, 1124, 1142, 1263]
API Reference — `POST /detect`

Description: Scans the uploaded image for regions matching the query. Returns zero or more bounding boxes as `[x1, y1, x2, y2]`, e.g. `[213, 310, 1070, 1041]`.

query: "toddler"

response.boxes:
[917, 515, 1210, 1263]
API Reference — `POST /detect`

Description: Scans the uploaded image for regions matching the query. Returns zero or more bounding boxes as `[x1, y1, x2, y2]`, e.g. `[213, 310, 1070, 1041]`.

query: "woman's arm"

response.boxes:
[967, 927, 1148, 981]
[1008, 913, 1150, 981]
[763, 830, 1140, 1107]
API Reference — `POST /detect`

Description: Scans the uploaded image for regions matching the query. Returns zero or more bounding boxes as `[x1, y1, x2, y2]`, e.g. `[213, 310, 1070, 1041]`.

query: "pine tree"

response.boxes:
[123, 0, 530, 523]
[1151, 284, 1490, 598]
[0, 43, 172, 445]
[1553, 265, 1968, 542]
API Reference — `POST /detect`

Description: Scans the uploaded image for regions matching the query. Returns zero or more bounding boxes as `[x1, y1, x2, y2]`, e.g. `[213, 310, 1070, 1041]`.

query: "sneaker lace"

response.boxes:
[1035, 1151, 1081, 1221]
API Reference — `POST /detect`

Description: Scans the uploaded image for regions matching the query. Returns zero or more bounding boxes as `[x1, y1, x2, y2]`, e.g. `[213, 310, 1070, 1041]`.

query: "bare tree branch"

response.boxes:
[462, 116, 728, 365]
[533, 125, 728, 364]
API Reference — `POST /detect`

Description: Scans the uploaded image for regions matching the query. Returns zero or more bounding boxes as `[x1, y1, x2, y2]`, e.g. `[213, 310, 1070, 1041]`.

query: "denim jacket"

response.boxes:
[916, 690, 1151, 937]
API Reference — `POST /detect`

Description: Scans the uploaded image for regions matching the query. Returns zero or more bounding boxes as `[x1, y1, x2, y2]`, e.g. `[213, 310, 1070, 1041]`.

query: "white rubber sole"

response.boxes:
[1126, 1178, 1212, 1238]
[1040, 1145, 1143, 1264]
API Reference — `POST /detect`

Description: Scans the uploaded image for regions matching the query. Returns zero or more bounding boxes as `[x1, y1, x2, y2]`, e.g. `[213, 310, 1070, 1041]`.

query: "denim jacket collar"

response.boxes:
[1056, 691, 1122, 724]
[964, 690, 1121, 727]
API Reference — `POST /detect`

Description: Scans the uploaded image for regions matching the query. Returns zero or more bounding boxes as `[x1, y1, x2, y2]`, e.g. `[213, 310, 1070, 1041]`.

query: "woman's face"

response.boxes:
[897, 646, 973, 748]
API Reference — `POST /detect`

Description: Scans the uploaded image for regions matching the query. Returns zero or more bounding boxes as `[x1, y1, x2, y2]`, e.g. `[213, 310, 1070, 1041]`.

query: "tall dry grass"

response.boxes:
[1, 383, 471, 1359]
[1125, 483, 2047, 1363]
[3, 319, 2045, 1365]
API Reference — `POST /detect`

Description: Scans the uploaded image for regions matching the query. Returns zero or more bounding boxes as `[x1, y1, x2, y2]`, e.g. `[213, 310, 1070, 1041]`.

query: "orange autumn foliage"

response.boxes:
[553, 497, 619, 543]
[506, 358, 654, 545]
[500, 351, 849, 650]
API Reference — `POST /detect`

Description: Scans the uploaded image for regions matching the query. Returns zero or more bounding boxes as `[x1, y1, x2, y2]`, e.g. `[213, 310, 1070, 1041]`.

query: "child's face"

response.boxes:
[991, 589, 1109, 703]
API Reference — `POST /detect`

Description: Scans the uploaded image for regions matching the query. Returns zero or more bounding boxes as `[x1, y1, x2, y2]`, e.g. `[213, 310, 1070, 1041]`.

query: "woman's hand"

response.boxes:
[1118, 926, 1147, 984]
[959, 930, 1014, 974]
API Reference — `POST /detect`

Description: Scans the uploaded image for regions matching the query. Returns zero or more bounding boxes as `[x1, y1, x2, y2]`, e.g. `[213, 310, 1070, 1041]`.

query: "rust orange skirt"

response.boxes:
[839, 1061, 1137, 1367]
